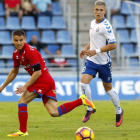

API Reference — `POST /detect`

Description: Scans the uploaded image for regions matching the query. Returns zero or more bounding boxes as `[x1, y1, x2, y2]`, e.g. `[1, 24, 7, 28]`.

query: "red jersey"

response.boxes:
[13, 43, 48, 75]
[5, 0, 20, 8]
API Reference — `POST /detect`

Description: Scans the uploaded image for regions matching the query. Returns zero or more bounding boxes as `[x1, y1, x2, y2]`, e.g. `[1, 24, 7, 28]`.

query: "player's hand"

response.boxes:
[15, 85, 27, 94]
[86, 50, 96, 57]
[79, 49, 87, 59]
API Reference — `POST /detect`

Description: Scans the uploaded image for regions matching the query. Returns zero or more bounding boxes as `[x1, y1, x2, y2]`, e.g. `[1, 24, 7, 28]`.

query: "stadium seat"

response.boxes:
[2, 45, 15, 56]
[0, 31, 12, 45]
[67, 59, 77, 67]
[117, 30, 130, 43]
[0, 60, 5, 68]
[52, 16, 66, 29]
[135, 44, 139, 54]
[120, 2, 134, 15]
[37, 16, 51, 29]
[45, 59, 49, 68]
[56, 30, 71, 44]
[61, 45, 75, 55]
[26, 31, 40, 43]
[41, 30, 56, 44]
[112, 15, 125, 28]
[39, 48, 47, 56]
[52, 2, 62, 15]
[130, 29, 138, 43]
[7, 60, 13, 68]
[129, 57, 139, 66]
[121, 43, 135, 57]
[21, 16, 36, 30]
[0, 17, 5, 30]
[0, 3, 5, 16]
[47, 45, 60, 54]
[6, 17, 20, 30]
[126, 15, 139, 28]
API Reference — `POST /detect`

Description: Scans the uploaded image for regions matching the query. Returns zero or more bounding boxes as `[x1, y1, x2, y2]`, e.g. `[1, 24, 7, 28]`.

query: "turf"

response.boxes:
[0, 101, 140, 140]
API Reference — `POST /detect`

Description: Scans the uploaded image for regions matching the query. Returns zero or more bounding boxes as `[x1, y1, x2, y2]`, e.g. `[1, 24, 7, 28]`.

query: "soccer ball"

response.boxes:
[75, 126, 94, 140]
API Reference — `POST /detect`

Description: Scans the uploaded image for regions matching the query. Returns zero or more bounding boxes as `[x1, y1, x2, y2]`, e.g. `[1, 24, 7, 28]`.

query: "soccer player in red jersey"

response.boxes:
[0, 30, 96, 137]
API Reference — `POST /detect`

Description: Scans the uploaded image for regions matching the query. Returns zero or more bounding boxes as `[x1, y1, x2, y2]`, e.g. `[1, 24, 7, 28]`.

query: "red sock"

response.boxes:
[58, 99, 82, 116]
[18, 103, 28, 133]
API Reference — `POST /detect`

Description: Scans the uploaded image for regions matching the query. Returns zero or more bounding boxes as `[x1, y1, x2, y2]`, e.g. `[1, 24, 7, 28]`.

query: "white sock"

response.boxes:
[80, 83, 93, 111]
[107, 88, 122, 114]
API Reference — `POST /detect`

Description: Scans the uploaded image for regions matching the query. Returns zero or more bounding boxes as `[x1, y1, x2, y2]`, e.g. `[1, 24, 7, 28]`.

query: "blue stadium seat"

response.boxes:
[6, 17, 20, 30]
[41, 30, 56, 44]
[0, 31, 12, 45]
[121, 43, 135, 57]
[135, 44, 139, 54]
[126, 15, 139, 28]
[2, 45, 15, 56]
[52, 2, 62, 15]
[45, 59, 49, 68]
[47, 45, 60, 54]
[0, 3, 5, 16]
[61, 45, 75, 55]
[129, 57, 139, 66]
[7, 60, 13, 68]
[0, 60, 5, 68]
[52, 16, 66, 29]
[39, 49, 47, 56]
[37, 16, 51, 29]
[21, 16, 36, 30]
[130, 29, 138, 43]
[120, 2, 134, 15]
[117, 30, 130, 43]
[0, 17, 5, 30]
[112, 15, 125, 28]
[26, 31, 40, 43]
[56, 30, 71, 44]
[67, 59, 77, 67]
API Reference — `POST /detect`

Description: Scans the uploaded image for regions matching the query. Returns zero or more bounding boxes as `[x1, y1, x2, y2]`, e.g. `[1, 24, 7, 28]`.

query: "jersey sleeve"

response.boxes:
[25, 46, 40, 67]
[12, 53, 20, 68]
[103, 23, 116, 44]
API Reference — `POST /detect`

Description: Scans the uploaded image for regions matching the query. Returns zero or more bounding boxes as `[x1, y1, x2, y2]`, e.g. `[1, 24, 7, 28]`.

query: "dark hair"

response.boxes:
[13, 30, 25, 37]
[94, 0, 106, 7]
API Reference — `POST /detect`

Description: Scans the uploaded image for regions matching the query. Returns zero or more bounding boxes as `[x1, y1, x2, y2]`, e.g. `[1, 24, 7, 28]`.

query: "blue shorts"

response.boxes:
[82, 59, 112, 83]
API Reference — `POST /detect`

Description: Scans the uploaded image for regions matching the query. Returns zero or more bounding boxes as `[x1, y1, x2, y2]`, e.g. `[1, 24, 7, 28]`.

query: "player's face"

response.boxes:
[13, 35, 26, 51]
[93, 5, 106, 23]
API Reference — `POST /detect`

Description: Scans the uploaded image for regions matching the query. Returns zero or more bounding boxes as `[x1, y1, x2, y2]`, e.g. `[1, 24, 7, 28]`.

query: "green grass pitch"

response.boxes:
[0, 101, 140, 140]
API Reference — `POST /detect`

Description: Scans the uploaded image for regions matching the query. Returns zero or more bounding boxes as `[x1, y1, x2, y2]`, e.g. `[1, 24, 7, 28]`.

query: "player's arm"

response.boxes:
[15, 63, 41, 94]
[100, 43, 116, 52]
[79, 43, 90, 59]
[0, 67, 19, 92]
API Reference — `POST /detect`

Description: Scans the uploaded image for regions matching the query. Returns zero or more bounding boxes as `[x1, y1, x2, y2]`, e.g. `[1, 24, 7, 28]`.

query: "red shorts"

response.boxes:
[27, 71, 57, 105]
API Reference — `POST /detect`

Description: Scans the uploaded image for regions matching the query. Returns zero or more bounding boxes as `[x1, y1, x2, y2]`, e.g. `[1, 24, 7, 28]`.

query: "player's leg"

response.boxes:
[102, 81, 123, 127]
[81, 60, 98, 122]
[43, 95, 95, 117]
[7, 91, 38, 137]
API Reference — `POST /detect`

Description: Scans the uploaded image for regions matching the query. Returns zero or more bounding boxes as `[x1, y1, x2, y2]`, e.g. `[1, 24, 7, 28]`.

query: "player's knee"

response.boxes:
[104, 86, 112, 92]
[48, 110, 58, 117]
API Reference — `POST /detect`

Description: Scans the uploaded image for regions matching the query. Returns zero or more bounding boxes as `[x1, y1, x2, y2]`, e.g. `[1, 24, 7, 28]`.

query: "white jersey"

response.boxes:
[87, 18, 116, 64]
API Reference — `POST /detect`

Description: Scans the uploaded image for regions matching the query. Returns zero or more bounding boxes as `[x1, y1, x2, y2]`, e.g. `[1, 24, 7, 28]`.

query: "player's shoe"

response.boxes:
[82, 109, 96, 123]
[79, 94, 96, 110]
[116, 109, 124, 127]
[7, 130, 28, 137]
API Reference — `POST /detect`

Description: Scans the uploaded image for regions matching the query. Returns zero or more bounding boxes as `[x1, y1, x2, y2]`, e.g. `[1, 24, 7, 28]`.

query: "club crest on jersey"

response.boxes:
[22, 56, 25, 61]
[96, 27, 99, 32]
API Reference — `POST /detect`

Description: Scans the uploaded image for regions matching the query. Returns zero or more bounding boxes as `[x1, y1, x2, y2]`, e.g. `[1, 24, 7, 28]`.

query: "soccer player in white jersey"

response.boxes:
[79, 0, 123, 127]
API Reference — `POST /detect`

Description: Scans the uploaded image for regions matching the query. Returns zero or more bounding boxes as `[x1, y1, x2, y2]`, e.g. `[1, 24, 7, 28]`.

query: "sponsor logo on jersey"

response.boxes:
[21, 63, 30, 68]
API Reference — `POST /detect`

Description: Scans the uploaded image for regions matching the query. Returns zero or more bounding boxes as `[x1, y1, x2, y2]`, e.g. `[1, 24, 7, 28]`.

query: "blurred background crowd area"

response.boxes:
[0, 0, 140, 75]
